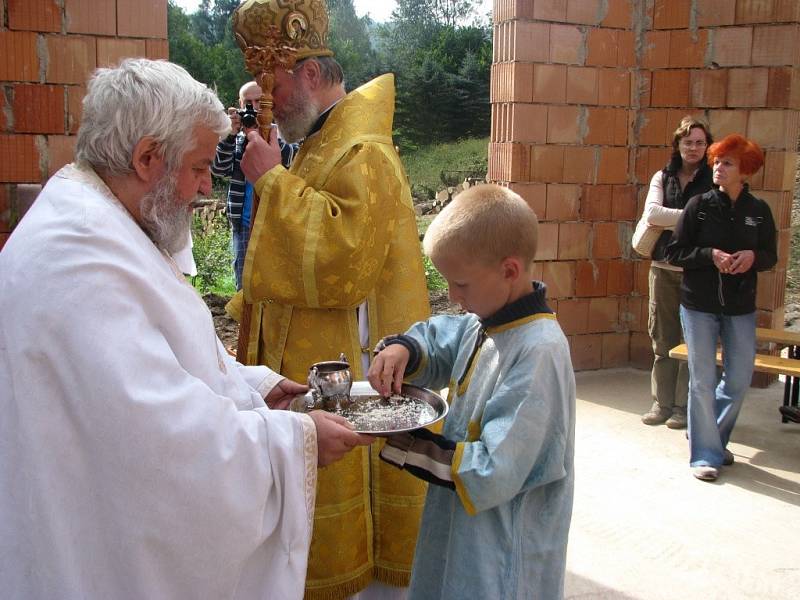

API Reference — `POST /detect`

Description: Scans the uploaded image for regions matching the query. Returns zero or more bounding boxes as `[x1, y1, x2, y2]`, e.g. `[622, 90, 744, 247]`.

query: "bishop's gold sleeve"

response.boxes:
[243, 143, 408, 310]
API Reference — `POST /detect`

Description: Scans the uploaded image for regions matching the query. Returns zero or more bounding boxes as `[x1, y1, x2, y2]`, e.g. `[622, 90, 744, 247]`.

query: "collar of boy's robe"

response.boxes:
[480, 281, 552, 329]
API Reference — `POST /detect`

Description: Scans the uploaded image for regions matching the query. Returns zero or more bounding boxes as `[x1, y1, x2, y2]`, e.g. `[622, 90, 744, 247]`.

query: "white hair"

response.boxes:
[76, 58, 229, 177]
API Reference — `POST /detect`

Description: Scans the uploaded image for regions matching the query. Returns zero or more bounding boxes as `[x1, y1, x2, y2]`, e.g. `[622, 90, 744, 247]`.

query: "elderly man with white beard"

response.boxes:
[0, 58, 374, 600]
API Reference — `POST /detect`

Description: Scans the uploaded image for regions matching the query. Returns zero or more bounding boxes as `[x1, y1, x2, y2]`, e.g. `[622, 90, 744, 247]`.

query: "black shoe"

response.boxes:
[780, 405, 800, 423]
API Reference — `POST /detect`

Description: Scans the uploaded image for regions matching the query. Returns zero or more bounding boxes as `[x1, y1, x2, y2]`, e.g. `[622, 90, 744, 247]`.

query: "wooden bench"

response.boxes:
[669, 327, 800, 424]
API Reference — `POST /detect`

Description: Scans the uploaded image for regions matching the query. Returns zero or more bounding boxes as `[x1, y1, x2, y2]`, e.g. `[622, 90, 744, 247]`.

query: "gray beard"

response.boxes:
[275, 90, 320, 144]
[139, 174, 193, 255]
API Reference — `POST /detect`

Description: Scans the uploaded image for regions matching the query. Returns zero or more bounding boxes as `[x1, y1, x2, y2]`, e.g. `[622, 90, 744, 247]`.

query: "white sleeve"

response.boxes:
[643, 171, 683, 228]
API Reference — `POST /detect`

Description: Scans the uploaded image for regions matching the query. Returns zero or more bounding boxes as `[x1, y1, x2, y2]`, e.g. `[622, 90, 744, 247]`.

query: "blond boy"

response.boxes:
[368, 184, 576, 599]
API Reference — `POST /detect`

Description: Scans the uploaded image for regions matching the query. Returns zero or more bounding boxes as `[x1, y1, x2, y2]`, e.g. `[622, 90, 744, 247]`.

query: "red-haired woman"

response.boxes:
[666, 134, 777, 481]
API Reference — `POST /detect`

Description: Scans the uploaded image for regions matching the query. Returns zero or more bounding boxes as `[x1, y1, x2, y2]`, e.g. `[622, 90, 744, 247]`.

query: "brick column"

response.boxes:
[0, 0, 168, 250]
[490, 0, 800, 371]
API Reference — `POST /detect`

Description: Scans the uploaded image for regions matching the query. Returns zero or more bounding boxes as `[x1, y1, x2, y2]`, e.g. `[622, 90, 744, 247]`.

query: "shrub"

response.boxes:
[191, 211, 236, 296]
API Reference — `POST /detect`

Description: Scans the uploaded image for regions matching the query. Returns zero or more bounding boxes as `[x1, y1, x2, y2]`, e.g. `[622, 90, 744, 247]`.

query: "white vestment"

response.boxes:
[0, 164, 317, 599]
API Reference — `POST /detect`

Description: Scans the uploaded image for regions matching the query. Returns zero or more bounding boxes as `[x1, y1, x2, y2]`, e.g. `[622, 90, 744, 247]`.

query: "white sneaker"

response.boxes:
[692, 466, 719, 481]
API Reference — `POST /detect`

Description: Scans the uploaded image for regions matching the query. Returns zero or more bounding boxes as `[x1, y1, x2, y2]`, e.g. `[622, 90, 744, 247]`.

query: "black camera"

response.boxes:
[236, 101, 258, 129]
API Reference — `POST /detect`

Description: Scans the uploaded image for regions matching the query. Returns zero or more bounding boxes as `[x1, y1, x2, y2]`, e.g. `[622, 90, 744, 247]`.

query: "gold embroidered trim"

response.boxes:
[299, 413, 318, 533]
[452, 442, 477, 516]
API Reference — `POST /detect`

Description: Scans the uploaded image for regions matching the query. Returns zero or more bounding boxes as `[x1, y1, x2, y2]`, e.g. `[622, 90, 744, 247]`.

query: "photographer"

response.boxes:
[211, 81, 297, 289]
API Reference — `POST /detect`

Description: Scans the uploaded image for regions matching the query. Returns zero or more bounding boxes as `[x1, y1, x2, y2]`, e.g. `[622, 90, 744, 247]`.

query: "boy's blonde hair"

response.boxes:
[423, 184, 538, 265]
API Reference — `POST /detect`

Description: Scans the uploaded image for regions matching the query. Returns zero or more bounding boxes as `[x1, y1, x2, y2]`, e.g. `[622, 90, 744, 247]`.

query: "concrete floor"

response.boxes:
[565, 369, 800, 600]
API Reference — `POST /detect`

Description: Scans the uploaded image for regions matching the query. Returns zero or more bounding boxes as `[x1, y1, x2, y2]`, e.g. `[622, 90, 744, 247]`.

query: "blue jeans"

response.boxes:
[231, 222, 249, 291]
[680, 306, 756, 468]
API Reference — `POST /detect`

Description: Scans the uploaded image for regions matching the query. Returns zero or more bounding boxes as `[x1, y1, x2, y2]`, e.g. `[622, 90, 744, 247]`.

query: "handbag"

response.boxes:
[631, 215, 663, 258]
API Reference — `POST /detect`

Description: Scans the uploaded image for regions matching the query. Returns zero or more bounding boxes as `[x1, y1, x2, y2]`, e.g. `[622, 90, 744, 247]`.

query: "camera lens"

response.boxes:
[241, 113, 257, 128]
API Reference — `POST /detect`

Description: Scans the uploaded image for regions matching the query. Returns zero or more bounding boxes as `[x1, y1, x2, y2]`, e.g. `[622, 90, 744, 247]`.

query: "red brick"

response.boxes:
[690, 69, 728, 108]
[8, 0, 61, 32]
[46, 135, 76, 177]
[576, 260, 609, 297]
[569, 334, 603, 370]
[597, 147, 629, 184]
[638, 109, 668, 146]
[751, 25, 800, 66]
[12, 85, 65, 135]
[546, 184, 581, 221]
[558, 223, 592, 260]
[581, 185, 613, 221]
[509, 182, 546, 218]
[0, 31, 39, 82]
[0, 134, 41, 182]
[533, 0, 567, 21]
[727, 67, 768, 107]
[556, 298, 590, 335]
[531, 145, 565, 183]
[637, 70, 652, 108]
[697, 0, 737, 26]
[508, 104, 545, 144]
[511, 21, 548, 62]
[602, 333, 630, 367]
[550, 24, 583, 65]
[97, 37, 148, 69]
[566, 0, 602, 24]
[642, 31, 670, 69]
[65, 0, 116, 35]
[607, 260, 634, 295]
[117, 0, 167, 39]
[634, 259, 650, 295]
[612, 185, 637, 220]
[746, 109, 798, 149]
[588, 297, 620, 333]
[653, 0, 691, 29]
[0, 91, 7, 132]
[767, 67, 800, 109]
[669, 30, 708, 68]
[146, 39, 169, 60]
[735, 0, 777, 23]
[587, 29, 618, 68]
[66, 85, 85, 134]
[602, 0, 631, 27]
[0, 233, 9, 250]
[510, 62, 534, 103]
[542, 261, 576, 298]
[618, 31, 636, 68]
[593, 222, 623, 259]
[537, 222, 559, 260]
[708, 108, 749, 139]
[46, 35, 97, 85]
[712, 26, 753, 67]
[567, 66, 598, 105]
[533, 64, 566, 104]
[775, 0, 800, 21]
[585, 107, 628, 146]
[598, 69, 630, 106]
[629, 332, 654, 369]
[620, 297, 646, 332]
[762, 151, 796, 191]
[651, 70, 690, 107]
[547, 105, 581, 144]
[562, 146, 596, 184]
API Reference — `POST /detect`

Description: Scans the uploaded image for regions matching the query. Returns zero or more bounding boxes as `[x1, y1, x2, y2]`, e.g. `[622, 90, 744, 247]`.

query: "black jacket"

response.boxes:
[665, 187, 777, 315]
[651, 161, 713, 261]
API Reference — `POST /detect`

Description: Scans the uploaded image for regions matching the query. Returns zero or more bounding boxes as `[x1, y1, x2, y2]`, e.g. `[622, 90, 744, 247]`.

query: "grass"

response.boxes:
[401, 136, 489, 200]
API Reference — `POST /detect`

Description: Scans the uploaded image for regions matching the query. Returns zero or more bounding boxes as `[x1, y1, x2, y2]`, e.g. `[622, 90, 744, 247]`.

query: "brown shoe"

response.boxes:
[642, 402, 671, 425]
[665, 406, 687, 429]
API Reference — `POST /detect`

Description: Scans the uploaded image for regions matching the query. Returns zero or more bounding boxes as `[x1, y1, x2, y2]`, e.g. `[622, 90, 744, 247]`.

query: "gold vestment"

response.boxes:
[234, 74, 431, 599]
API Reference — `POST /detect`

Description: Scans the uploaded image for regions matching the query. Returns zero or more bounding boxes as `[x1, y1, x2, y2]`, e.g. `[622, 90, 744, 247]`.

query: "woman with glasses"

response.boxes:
[666, 134, 776, 481]
[640, 116, 714, 429]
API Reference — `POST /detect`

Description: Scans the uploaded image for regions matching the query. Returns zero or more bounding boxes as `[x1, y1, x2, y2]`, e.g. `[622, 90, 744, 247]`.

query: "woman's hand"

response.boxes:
[728, 250, 755, 274]
[712, 248, 733, 273]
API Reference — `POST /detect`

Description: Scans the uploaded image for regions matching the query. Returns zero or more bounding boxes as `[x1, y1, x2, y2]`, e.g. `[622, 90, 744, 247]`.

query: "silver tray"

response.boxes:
[289, 381, 448, 436]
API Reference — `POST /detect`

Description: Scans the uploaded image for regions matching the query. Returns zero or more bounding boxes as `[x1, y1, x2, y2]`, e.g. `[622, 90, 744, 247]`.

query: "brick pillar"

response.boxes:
[490, 0, 800, 371]
[0, 0, 168, 251]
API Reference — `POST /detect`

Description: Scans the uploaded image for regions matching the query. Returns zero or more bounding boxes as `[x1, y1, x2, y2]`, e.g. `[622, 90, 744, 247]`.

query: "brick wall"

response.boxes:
[491, 0, 800, 370]
[0, 0, 168, 250]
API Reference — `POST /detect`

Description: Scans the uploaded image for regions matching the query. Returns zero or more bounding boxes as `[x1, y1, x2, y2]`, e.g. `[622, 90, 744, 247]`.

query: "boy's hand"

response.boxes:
[368, 344, 410, 397]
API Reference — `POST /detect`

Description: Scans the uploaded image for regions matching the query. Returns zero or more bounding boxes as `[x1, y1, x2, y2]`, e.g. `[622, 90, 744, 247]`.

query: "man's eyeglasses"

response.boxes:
[680, 139, 707, 148]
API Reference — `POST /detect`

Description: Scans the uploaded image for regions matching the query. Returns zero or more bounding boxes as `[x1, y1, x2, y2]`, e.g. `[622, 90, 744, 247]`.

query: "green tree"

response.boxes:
[327, 0, 380, 90]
